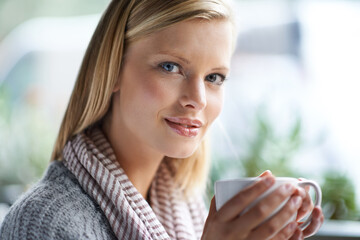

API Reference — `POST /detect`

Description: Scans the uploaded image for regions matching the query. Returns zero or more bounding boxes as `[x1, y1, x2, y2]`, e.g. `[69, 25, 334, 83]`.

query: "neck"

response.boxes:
[102, 110, 164, 200]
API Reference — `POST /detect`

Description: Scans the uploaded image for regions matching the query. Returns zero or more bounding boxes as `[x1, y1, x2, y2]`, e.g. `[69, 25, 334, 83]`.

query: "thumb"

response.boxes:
[209, 196, 217, 215]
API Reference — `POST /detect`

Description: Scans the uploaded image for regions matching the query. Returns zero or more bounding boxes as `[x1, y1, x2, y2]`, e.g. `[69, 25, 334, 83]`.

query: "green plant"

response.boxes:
[321, 171, 360, 220]
[207, 106, 303, 204]
[208, 105, 360, 221]
[240, 107, 302, 178]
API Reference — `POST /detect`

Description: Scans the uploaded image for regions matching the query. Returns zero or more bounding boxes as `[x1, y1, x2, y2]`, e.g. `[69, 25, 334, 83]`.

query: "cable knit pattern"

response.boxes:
[61, 128, 206, 240]
[0, 160, 117, 240]
[0, 127, 207, 240]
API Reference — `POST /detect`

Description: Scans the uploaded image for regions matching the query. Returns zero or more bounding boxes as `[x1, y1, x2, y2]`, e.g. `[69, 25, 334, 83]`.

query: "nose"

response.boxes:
[179, 77, 207, 111]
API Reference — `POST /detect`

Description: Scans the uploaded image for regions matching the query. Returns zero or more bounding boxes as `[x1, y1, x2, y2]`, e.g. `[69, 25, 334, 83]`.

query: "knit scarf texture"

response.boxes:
[62, 128, 206, 240]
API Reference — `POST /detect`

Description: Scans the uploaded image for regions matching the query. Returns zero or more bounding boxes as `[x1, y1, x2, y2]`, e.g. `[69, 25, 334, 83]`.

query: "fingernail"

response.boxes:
[292, 196, 302, 208]
[260, 170, 272, 177]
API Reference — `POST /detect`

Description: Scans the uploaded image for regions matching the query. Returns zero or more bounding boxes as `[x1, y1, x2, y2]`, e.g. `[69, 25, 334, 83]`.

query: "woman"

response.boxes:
[0, 0, 323, 239]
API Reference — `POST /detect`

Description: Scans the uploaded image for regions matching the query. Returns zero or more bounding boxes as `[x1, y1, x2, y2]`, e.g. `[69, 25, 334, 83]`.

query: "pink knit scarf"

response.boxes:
[62, 128, 206, 240]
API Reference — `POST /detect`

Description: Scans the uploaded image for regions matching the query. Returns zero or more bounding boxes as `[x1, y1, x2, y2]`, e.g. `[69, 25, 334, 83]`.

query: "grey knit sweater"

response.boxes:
[0, 160, 117, 240]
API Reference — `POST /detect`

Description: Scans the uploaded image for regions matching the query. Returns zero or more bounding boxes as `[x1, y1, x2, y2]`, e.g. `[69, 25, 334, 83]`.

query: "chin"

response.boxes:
[164, 146, 198, 159]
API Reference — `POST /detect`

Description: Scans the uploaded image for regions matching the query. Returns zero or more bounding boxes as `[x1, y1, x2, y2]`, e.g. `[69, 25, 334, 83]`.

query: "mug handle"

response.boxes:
[298, 180, 322, 230]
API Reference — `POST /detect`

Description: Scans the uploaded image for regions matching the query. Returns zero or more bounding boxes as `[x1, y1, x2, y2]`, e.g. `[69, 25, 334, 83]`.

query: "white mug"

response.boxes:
[215, 177, 322, 229]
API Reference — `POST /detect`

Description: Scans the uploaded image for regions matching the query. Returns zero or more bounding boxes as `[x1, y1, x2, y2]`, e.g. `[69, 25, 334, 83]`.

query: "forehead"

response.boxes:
[148, 18, 232, 42]
[125, 19, 233, 65]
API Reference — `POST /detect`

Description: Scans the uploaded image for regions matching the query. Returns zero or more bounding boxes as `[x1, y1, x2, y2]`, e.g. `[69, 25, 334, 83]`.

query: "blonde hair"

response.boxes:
[52, 0, 233, 196]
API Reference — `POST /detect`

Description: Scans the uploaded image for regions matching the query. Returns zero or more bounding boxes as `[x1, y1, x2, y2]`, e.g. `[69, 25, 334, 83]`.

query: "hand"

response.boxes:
[289, 179, 324, 239]
[202, 171, 303, 240]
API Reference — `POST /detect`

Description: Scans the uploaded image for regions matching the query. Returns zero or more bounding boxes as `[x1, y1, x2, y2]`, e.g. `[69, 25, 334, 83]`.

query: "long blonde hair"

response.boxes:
[52, 0, 233, 196]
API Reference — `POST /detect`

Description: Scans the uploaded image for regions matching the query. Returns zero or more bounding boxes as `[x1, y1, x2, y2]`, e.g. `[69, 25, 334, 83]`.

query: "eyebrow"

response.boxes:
[157, 51, 190, 64]
[156, 51, 229, 72]
[211, 66, 230, 72]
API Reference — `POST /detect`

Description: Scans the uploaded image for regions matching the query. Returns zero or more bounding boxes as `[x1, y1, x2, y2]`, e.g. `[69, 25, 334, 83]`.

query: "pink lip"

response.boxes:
[165, 117, 203, 137]
[165, 117, 203, 127]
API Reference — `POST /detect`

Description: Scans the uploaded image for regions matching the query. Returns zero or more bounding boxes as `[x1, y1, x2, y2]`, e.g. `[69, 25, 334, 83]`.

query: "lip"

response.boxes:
[164, 117, 203, 137]
[165, 117, 203, 127]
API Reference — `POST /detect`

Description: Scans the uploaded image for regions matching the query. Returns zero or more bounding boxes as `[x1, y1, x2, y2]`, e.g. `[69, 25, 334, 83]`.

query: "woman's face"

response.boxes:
[113, 19, 233, 158]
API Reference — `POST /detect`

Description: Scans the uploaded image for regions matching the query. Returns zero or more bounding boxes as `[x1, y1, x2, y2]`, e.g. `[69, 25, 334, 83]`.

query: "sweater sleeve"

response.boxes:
[0, 161, 117, 240]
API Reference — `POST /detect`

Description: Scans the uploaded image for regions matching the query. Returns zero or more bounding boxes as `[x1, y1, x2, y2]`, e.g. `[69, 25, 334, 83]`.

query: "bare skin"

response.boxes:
[202, 171, 324, 239]
[103, 19, 232, 198]
[102, 18, 324, 239]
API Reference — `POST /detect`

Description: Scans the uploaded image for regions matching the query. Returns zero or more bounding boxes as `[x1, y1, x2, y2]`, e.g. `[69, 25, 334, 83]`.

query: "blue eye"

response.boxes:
[160, 62, 180, 73]
[205, 73, 226, 85]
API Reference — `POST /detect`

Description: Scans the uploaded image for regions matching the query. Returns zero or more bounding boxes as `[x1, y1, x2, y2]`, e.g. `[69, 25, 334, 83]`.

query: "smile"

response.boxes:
[165, 117, 202, 138]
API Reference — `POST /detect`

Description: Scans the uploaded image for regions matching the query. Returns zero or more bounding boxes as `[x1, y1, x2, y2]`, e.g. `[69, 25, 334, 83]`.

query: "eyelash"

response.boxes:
[158, 62, 227, 85]
[159, 62, 181, 74]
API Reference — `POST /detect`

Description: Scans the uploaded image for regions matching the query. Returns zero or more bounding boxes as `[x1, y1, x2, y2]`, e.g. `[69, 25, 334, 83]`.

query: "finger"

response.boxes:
[293, 186, 306, 199]
[208, 197, 217, 217]
[247, 196, 302, 239]
[260, 170, 273, 177]
[233, 183, 297, 234]
[217, 175, 275, 222]
[268, 222, 297, 240]
[202, 197, 217, 238]
[302, 207, 324, 237]
[298, 178, 310, 192]
[289, 228, 304, 240]
[296, 190, 313, 221]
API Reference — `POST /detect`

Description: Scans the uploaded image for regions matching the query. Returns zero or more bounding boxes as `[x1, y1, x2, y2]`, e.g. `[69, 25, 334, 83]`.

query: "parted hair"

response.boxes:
[52, 0, 233, 196]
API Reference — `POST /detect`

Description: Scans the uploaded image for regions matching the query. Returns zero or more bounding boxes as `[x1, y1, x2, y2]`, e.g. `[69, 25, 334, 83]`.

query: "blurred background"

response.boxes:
[0, 0, 359, 238]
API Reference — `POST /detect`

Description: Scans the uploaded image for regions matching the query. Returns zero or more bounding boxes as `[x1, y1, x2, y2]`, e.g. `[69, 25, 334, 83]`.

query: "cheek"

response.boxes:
[139, 74, 178, 113]
[141, 78, 170, 105]
[207, 90, 224, 122]
[121, 69, 176, 119]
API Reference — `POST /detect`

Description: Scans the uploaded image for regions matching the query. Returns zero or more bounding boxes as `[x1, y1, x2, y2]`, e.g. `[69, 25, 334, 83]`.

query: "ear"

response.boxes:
[113, 78, 121, 92]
